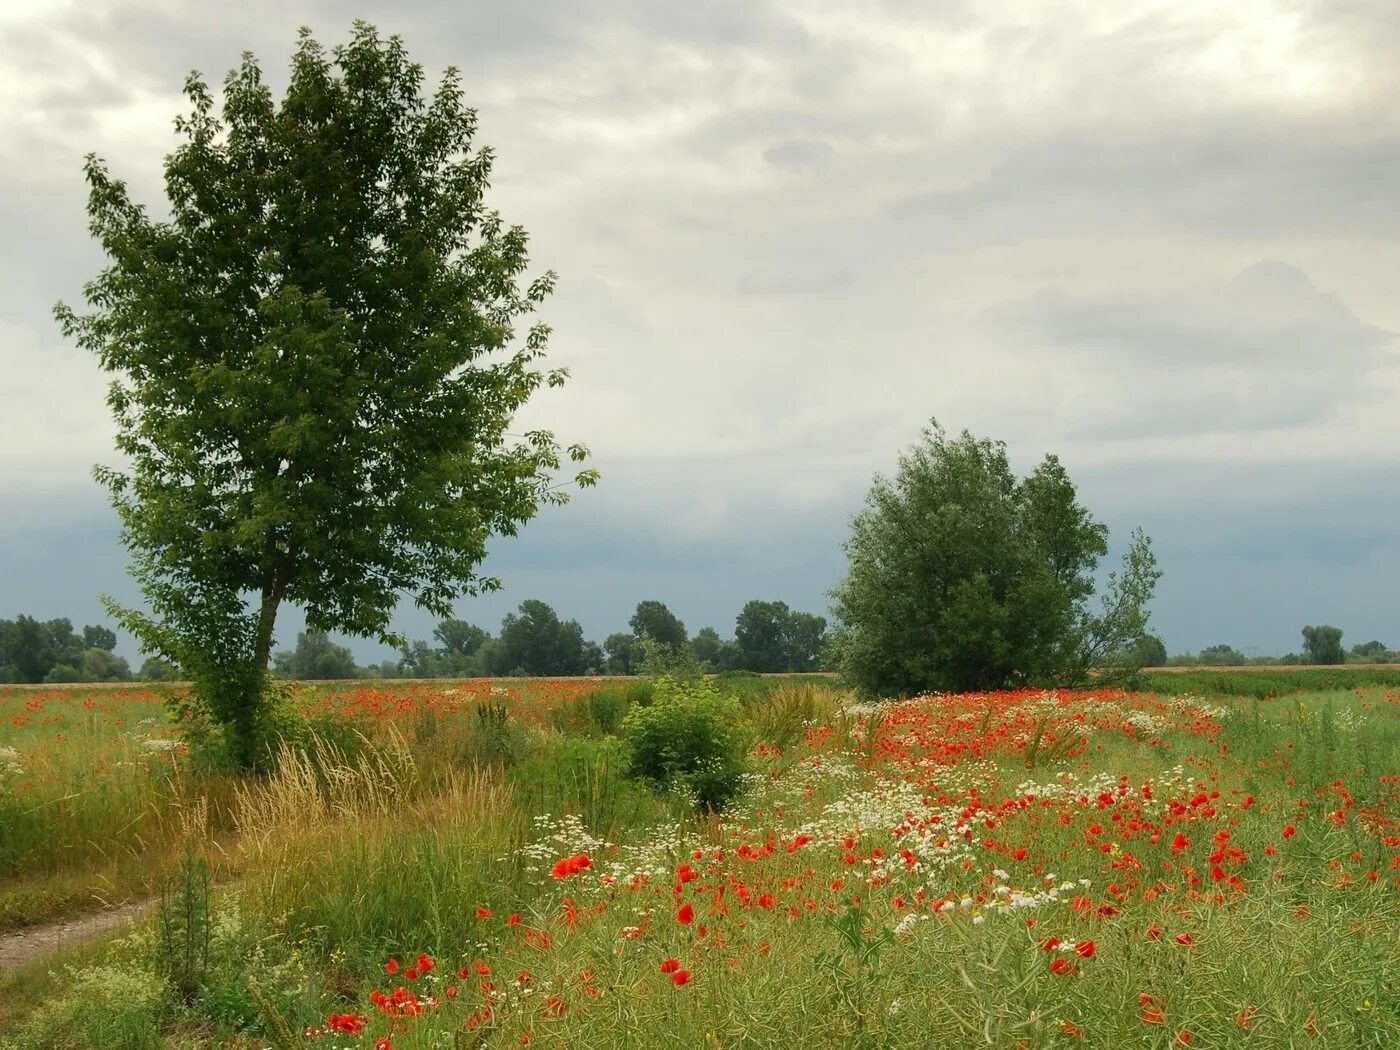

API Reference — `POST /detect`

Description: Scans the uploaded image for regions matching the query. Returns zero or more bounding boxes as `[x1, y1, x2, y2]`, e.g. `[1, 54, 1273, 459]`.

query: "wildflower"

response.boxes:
[384, 958, 400, 975]
[1074, 940, 1095, 959]
[1283, 825, 1296, 839]
[476, 906, 493, 919]
[1050, 958, 1076, 976]
[671, 969, 691, 986]
[416, 953, 434, 974]
[327, 1012, 367, 1033]
[676, 903, 695, 925]
[1176, 1031, 1193, 1045]
[659, 958, 680, 973]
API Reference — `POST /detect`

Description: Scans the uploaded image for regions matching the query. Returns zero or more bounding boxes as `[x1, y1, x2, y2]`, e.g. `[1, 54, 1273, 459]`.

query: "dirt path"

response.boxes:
[0, 900, 154, 972]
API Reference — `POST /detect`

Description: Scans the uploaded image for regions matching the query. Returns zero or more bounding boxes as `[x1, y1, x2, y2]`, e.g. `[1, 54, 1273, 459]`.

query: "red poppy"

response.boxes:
[671, 969, 691, 986]
[1050, 958, 1076, 976]
[383, 958, 399, 975]
[676, 903, 695, 925]
[1074, 940, 1095, 959]
[659, 958, 680, 973]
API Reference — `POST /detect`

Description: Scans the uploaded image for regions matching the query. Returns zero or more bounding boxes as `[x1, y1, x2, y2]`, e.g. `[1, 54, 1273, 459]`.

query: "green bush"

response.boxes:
[620, 676, 747, 811]
[13, 962, 168, 1050]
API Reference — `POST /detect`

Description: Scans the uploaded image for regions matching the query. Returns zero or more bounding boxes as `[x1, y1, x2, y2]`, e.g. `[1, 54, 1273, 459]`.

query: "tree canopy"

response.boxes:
[831, 422, 1160, 696]
[1301, 625, 1344, 665]
[56, 23, 594, 766]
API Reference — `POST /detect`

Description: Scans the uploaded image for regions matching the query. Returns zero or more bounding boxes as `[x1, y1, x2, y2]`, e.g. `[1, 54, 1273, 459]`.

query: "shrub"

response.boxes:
[620, 676, 747, 811]
[14, 961, 168, 1050]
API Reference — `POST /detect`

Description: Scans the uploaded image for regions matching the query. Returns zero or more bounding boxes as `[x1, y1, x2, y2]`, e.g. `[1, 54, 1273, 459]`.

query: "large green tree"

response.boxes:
[628, 601, 688, 650]
[491, 600, 589, 676]
[831, 422, 1160, 696]
[56, 24, 595, 767]
[1301, 625, 1344, 665]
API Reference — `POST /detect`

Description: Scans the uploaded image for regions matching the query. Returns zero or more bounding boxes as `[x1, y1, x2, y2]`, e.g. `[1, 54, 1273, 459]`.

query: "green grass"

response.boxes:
[5, 678, 1400, 1048]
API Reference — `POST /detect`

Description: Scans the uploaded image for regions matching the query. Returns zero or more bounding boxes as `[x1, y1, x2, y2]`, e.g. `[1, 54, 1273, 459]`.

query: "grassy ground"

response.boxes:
[2, 675, 1398, 1047]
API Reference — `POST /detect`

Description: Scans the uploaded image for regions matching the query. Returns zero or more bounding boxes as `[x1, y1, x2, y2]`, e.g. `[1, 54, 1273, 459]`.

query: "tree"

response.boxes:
[56, 24, 595, 767]
[733, 601, 790, 673]
[1197, 644, 1245, 666]
[831, 422, 1160, 696]
[4, 615, 55, 684]
[1301, 625, 1344, 665]
[492, 600, 589, 676]
[604, 632, 643, 675]
[434, 620, 489, 665]
[689, 627, 725, 671]
[629, 601, 688, 651]
[82, 624, 119, 651]
[1349, 639, 1390, 663]
[732, 601, 829, 672]
[272, 630, 358, 679]
[83, 647, 132, 682]
[138, 656, 182, 682]
[1131, 633, 1168, 668]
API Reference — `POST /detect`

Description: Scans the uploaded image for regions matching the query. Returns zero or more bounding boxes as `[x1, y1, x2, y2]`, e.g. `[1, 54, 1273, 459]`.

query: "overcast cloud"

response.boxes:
[3, 0, 1399, 661]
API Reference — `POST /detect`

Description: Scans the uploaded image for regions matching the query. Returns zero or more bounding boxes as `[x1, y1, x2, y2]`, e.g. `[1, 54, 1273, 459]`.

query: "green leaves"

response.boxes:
[57, 23, 594, 766]
[832, 420, 1160, 696]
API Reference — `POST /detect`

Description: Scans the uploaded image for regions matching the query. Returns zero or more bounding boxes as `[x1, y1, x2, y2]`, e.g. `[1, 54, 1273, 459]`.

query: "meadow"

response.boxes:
[1, 670, 1398, 1048]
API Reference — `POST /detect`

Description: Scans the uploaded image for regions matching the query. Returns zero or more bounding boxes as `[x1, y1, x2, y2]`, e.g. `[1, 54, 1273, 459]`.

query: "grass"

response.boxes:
[3, 677, 1399, 1048]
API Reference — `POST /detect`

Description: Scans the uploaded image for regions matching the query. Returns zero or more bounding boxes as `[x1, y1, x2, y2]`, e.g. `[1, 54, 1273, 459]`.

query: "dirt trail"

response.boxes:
[0, 900, 154, 972]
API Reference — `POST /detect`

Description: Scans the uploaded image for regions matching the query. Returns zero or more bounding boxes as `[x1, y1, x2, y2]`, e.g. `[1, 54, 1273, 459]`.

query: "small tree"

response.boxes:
[831, 422, 1160, 696]
[1301, 625, 1344, 665]
[56, 24, 595, 767]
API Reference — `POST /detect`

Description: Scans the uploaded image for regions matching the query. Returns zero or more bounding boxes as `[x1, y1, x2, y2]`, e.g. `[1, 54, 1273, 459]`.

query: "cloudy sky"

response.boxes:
[4, 0, 1399, 663]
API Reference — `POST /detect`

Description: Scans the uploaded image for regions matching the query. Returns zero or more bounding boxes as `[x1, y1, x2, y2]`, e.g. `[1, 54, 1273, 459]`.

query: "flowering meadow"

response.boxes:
[3, 678, 1399, 1048]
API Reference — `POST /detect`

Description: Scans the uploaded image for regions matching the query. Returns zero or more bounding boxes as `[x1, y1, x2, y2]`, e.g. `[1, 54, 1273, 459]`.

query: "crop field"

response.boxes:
[2, 677, 1400, 1048]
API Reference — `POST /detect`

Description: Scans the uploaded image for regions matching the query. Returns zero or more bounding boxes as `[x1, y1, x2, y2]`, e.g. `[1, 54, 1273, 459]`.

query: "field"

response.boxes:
[2, 672, 1399, 1048]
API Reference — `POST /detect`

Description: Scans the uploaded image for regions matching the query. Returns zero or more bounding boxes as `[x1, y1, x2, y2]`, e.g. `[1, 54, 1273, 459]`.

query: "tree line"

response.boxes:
[270, 598, 830, 680]
[0, 615, 175, 683]
[1153, 625, 1395, 667]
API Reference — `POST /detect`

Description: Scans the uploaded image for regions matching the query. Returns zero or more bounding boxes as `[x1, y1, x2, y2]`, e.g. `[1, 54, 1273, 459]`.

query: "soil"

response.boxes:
[0, 899, 153, 972]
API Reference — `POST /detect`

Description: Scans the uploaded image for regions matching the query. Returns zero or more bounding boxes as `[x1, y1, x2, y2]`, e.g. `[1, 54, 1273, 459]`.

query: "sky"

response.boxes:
[3, 0, 1399, 664]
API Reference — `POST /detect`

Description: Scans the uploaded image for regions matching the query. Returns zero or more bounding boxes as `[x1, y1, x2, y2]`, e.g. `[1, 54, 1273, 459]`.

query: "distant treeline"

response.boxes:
[272, 598, 829, 680]
[1145, 625, 1395, 668]
[0, 615, 176, 684]
[1138, 665, 1400, 700]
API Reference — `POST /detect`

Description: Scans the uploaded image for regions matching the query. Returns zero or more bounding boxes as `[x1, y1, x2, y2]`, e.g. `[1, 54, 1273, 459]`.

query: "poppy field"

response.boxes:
[3, 678, 1400, 1048]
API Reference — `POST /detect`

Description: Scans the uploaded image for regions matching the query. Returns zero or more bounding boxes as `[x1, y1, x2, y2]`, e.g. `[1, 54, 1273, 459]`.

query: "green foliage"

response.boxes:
[620, 675, 747, 811]
[55, 22, 595, 768]
[1138, 666, 1400, 699]
[10, 960, 169, 1050]
[629, 600, 688, 650]
[1131, 632, 1168, 668]
[155, 845, 212, 1004]
[603, 631, 644, 675]
[733, 599, 828, 672]
[0, 615, 127, 684]
[1302, 624, 1345, 665]
[271, 629, 358, 680]
[1349, 639, 1394, 663]
[636, 635, 704, 678]
[832, 421, 1160, 696]
[491, 600, 592, 676]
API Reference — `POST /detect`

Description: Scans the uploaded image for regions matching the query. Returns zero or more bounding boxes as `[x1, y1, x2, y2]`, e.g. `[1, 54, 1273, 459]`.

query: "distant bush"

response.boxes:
[621, 676, 747, 811]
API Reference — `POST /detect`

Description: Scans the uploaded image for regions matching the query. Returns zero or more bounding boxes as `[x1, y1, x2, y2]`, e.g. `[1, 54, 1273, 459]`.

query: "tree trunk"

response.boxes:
[230, 576, 287, 772]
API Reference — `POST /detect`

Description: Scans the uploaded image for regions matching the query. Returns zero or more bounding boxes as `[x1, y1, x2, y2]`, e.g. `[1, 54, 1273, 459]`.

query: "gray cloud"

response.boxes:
[5, 0, 1400, 665]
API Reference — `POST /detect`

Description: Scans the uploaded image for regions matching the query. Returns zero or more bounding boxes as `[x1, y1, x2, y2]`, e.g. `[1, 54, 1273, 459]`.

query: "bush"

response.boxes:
[620, 676, 747, 811]
[14, 962, 168, 1050]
